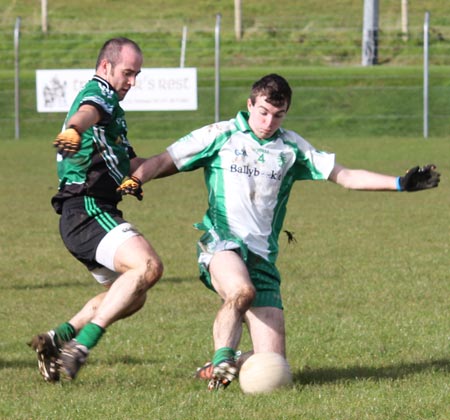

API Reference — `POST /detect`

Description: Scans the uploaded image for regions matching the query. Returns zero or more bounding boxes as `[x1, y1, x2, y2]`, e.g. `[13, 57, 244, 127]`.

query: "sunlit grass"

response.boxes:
[0, 136, 448, 419]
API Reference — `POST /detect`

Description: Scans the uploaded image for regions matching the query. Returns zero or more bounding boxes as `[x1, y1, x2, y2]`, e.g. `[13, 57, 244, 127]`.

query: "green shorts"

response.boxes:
[196, 228, 283, 309]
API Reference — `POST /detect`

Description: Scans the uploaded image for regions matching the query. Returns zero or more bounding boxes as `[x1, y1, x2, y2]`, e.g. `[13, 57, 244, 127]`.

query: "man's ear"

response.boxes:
[97, 59, 110, 77]
[105, 61, 112, 77]
[246, 98, 253, 111]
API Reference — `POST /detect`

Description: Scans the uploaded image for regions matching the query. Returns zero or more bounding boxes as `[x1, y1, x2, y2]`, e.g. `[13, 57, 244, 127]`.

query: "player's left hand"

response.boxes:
[399, 164, 440, 191]
[117, 176, 143, 200]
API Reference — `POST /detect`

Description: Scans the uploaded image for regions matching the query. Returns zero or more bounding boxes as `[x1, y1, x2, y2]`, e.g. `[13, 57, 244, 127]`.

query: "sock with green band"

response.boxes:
[75, 322, 105, 350]
[54, 322, 76, 347]
[212, 347, 236, 366]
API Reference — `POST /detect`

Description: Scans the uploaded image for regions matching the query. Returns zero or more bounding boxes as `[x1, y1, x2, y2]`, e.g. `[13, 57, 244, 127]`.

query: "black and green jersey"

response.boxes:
[51, 76, 136, 214]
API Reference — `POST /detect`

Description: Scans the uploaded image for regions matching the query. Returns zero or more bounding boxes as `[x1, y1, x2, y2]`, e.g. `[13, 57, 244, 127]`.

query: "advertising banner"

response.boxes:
[36, 68, 198, 112]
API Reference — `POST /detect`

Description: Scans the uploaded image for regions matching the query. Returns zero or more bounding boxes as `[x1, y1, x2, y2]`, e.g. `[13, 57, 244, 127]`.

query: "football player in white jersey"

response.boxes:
[118, 74, 439, 390]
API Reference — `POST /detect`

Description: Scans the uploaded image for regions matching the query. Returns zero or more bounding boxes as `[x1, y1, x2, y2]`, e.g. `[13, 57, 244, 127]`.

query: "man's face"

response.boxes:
[102, 45, 143, 101]
[247, 95, 288, 139]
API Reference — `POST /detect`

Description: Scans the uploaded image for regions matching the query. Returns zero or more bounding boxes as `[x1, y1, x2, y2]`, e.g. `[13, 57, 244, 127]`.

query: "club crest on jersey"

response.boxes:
[278, 153, 287, 167]
[234, 148, 248, 157]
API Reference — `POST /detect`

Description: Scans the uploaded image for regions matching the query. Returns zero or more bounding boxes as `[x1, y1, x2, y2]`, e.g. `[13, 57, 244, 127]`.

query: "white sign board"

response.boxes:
[36, 68, 197, 112]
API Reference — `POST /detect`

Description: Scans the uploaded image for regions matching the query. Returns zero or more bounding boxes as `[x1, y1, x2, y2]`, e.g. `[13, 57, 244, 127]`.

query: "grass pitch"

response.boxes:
[0, 1, 449, 417]
[0, 135, 448, 420]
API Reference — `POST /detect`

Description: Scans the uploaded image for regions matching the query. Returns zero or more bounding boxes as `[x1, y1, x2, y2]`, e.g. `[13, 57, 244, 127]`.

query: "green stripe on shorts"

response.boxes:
[84, 196, 119, 232]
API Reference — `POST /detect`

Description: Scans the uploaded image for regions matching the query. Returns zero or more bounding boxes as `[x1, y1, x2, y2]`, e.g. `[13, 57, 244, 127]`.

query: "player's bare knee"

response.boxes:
[241, 285, 256, 309]
[227, 285, 255, 313]
[244, 283, 256, 300]
[142, 256, 164, 288]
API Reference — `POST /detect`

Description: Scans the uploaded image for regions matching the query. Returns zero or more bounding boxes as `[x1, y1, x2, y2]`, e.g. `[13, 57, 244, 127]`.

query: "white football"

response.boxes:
[239, 352, 293, 394]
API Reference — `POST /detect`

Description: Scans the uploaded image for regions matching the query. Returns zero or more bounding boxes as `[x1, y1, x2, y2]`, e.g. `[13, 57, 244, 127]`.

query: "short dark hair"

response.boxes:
[95, 37, 142, 70]
[249, 74, 292, 110]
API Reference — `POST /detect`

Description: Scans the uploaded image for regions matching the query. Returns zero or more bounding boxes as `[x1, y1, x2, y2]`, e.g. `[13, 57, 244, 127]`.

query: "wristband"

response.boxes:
[395, 176, 403, 191]
[130, 175, 142, 185]
[68, 125, 81, 135]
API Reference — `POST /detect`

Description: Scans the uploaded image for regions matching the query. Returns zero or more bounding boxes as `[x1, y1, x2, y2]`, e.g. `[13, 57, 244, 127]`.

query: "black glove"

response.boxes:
[398, 164, 440, 192]
[53, 126, 82, 158]
[117, 176, 143, 201]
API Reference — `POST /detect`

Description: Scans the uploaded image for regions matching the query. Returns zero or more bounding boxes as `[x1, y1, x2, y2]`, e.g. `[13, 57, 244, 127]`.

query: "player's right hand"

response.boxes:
[53, 126, 82, 158]
[117, 176, 143, 201]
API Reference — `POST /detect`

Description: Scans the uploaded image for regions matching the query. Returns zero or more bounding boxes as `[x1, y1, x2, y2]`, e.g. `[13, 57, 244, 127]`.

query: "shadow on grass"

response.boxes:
[4, 357, 450, 390]
[3, 276, 193, 290]
[0, 358, 37, 369]
[3, 280, 89, 290]
[98, 355, 161, 366]
[0, 354, 161, 370]
[294, 358, 450, 385]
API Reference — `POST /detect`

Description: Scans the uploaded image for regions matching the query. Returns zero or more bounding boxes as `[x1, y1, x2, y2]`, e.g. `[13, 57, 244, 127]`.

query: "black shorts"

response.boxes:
[59, 196, 126, 271]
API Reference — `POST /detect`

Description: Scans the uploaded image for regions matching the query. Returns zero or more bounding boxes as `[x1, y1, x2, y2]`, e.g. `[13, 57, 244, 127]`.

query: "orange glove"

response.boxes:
[53, 126, 82, 158]
[117, 176, 143, 201]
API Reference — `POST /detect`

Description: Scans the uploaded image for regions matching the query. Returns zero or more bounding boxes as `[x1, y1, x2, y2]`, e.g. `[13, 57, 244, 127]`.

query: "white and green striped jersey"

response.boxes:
[167, 111, 335, 263]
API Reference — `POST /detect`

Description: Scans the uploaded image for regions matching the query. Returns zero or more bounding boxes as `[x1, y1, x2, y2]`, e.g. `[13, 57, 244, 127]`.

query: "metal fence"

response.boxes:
[1, 10, 449, 140]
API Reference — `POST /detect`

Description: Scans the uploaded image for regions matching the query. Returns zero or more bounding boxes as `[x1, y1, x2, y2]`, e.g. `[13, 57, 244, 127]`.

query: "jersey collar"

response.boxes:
[92, 75, 117, 96]
[235, 111, 283, 143]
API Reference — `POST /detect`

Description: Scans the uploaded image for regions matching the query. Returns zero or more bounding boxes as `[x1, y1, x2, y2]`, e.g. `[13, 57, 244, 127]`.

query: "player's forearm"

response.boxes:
[330, 165, 397, 191]
[132, 151, 178, 183]
[66, 105, 101, 133]
[130, 157, 146, 173]
[343, 169, 397, 190]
